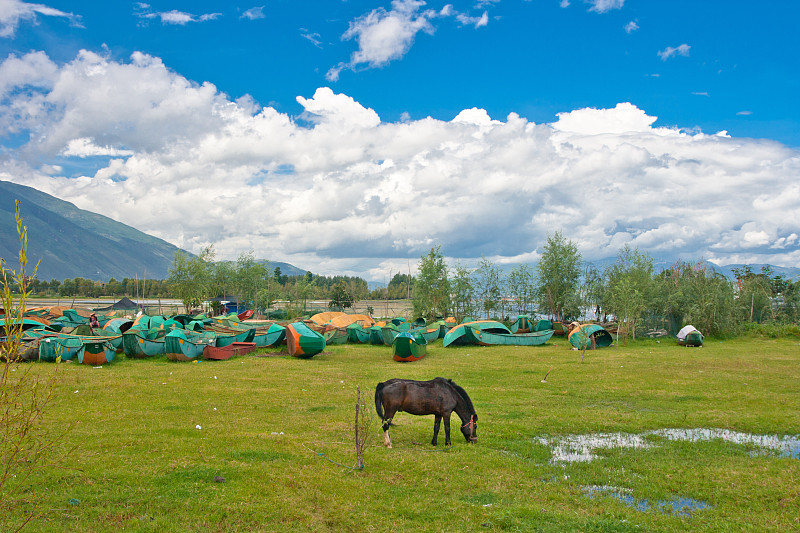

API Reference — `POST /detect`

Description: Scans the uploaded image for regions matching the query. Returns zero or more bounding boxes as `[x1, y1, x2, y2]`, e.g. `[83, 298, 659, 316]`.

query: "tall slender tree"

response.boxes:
[536, 231, 581, 321]
[412, 246, 450, 319]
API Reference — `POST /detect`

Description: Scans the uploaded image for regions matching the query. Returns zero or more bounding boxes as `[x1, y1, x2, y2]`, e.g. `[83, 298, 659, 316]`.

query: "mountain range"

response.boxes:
[0, 180, 307, 281]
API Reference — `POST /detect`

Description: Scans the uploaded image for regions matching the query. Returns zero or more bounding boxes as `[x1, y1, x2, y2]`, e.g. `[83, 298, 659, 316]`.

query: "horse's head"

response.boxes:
[461, 414, 478, 443]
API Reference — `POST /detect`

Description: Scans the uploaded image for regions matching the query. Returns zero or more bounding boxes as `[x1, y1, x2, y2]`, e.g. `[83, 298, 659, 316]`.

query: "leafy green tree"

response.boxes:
[412, 246, 450, 319]
[507, 263, 536, 316]
[328, 281, 354, 309]
[654, 261, 736, 337]
[450, 263, 476, 320]
[232, 252, 268, 312]
[474, 256, 503, 319]
[603, 245, 654, 341]
[536, 231, 581, 320]
[168, 246, 215, 312]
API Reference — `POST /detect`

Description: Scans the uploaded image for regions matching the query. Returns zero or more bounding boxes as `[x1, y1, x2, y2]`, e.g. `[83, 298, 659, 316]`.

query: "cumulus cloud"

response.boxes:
[658, 43, 690, 61]
[327, 0, 491, 81]
[135, 5, 221, 26]
[624, 20, 638, 33]
[0, 0, 82, 37]
[1, 50, 799, 279]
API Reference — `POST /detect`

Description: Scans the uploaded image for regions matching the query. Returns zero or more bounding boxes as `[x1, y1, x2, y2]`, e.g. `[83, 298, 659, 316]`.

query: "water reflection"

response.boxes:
[538, 428, 800, 463]
[584, 485, 710, 515]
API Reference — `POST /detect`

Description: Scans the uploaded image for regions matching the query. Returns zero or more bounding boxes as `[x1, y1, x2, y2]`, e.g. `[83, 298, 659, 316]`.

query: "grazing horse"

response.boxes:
[375, 377, 478, 448]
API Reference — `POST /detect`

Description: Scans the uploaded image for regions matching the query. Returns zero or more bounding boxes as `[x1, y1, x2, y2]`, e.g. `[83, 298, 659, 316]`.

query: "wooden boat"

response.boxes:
[237, 309, 255, 321]
[285, 322, 326, 358]
[39, 335, 83, 362]
[552, 321, 569, 336]
[213, 327, 256, 347]
[443, 321, 512, 347]
[534, 319, 553, 332]
[323, 327, 348, 345]
[346, 323, 370, 344]
[392, 331, 427, 362]
[203, 341, 257, 360]
[252, 323, 286, 347]
[78, 337, 117, 365]
[568, 324, 613, 349]
[677, 325, 704, 347]
[165, 330, 215, 361]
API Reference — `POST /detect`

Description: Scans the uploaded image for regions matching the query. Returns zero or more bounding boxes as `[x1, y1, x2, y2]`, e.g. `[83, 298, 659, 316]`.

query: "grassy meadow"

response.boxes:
[5, 336, 800, 532]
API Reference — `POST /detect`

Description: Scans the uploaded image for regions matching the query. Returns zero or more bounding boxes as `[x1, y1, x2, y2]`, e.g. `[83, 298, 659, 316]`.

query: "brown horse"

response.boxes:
[375, 377, 478, 447]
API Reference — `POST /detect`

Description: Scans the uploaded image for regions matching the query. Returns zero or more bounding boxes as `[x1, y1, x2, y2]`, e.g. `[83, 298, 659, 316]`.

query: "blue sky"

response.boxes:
[1, 0, 799, 280]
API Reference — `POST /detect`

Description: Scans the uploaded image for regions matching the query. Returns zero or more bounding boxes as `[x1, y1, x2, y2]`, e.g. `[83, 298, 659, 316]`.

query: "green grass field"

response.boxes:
[5, 336, 800, 532]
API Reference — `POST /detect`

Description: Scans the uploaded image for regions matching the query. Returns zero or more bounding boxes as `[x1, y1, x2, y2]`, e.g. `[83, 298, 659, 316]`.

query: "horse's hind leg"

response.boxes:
[382, 407, 396, 448]
[432, 415, 442, 446]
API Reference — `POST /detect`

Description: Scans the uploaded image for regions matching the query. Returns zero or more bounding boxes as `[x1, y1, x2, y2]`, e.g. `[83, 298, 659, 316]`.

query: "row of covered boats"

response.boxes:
[2, 306, 638, 365]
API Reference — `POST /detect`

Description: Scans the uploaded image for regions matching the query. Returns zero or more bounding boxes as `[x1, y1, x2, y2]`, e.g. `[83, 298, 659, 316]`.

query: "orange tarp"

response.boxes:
[328, 313, 375, 328]
[309, 311, 347, 325]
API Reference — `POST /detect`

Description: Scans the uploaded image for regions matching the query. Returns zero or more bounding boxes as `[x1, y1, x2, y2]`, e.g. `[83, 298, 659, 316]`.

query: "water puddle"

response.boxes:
[584, 485, 709, 515]
[538, 428, 800, 463]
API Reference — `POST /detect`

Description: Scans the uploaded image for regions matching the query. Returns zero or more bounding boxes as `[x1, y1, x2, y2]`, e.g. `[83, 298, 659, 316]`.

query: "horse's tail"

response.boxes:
[374, 381, 386, 419]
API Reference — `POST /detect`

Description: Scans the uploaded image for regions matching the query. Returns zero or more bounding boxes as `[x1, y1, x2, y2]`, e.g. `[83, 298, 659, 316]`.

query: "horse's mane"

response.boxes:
[444, 379, 477, 418]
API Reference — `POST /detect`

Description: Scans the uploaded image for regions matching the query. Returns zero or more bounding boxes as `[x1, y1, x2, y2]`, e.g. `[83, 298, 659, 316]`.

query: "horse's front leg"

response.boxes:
[432, 415, 442, 446]
[443, 413, 452, 446]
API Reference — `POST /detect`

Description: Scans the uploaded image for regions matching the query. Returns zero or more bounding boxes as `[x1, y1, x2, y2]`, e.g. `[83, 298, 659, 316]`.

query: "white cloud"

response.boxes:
[136, 6, 221, 26]
[624, 20, 638, 33]
[456, 11, 488, 28]
[588, 0, 625, 14]
[560, 0, 570, 7]
[240, 6, 265, 20]
[2, 50, 800, 280]
[737, 110, 753, 116]
[658, 43, 691, 61]
[328, 0, 492, 81]
[0, 0, 81, 37]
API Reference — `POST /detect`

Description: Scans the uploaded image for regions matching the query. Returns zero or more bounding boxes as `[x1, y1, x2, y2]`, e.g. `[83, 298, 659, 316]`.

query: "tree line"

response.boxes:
[411, 232, 800, 339]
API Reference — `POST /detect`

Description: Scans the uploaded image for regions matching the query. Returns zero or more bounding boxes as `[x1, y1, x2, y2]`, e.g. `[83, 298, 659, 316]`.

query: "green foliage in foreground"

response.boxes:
[5, 338, 800, 532]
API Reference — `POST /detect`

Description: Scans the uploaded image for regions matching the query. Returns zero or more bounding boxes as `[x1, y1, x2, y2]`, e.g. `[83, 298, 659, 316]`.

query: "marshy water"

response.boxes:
[583, 485, 710, 515]
[537, 428, 800, 463]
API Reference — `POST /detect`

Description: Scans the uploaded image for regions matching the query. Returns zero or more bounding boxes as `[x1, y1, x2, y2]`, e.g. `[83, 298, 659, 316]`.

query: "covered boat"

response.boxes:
[510, 315, 534, 334]
[165, 330, 215, 361]
[677, 325, 704, 347]
[443, 321, 512, 347]
[346, 323, 370, 343]
[78, 337, 117, 365]
[39, 335, 83, 362]
[392, 331, 427, 362]
[285, 322, 326, 358]
[122, 330, 166, 358]
[323, 327, 348, 345]
[568, 323, 613, 349]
